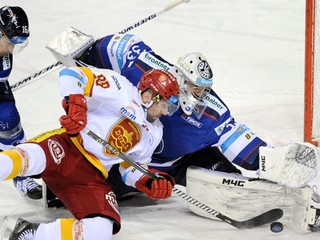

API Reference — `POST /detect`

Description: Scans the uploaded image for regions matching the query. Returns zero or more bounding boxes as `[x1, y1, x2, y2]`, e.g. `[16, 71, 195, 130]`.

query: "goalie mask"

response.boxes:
[0, 6, 29, 51]
[175, 52, 214, 118]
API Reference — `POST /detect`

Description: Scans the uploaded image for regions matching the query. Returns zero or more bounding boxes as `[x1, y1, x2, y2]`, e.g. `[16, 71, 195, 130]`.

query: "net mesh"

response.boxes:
[285, 143, 318, 187]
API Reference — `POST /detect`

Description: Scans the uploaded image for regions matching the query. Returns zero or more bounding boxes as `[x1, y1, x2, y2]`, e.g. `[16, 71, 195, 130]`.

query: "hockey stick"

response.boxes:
[10, 0, 191, 92]
[82, 127, 284, 229]
[10, 62, 63, 92]
[118, 0, 191, 34]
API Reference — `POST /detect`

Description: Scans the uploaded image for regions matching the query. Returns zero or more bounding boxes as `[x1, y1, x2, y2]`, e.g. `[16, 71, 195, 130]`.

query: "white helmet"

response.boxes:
[174, 52, 214, 116]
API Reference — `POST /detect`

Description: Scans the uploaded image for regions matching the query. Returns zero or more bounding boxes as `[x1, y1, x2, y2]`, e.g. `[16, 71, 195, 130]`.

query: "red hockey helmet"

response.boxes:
[139, 69, 179, 101]
[139, 69, 180, 115]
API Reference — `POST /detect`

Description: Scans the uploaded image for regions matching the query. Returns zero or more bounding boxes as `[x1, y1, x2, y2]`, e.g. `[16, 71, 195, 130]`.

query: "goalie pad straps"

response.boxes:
[259, 143, 319, 188]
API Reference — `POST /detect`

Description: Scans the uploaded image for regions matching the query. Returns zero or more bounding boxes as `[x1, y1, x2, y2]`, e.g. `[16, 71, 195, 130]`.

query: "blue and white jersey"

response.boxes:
[85, 34, 267, 171]
[0, 53, 26, 149]
[0, 54, 12, 82]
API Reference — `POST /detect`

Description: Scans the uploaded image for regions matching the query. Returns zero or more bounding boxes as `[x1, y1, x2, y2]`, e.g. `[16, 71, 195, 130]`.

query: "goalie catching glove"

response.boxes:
[259, 142, 319, 188]
[59, 94, 87, 135]
[135, 169, 176, 199]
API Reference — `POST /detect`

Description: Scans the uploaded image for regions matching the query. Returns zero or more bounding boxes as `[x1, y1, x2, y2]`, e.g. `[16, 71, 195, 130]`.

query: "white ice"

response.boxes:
[0, 0, 319, 239]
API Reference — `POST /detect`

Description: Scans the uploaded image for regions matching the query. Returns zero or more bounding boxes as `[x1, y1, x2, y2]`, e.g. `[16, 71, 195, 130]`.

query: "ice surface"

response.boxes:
[0, 0, 318, 239]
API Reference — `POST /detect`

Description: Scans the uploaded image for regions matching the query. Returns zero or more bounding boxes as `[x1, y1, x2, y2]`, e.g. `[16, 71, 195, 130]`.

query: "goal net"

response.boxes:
[304, 0, 320, 146]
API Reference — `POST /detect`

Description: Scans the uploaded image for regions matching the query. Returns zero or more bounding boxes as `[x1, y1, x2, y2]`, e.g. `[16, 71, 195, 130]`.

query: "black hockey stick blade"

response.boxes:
[218, 208, 283, 229]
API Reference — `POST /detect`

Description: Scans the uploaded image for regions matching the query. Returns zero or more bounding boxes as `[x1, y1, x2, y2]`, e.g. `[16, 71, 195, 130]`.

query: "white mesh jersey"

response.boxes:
[58, 66, 163, 186]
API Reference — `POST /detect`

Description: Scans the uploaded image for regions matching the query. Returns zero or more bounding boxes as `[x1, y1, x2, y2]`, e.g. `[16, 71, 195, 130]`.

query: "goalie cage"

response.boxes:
[305, 0, 320, 146]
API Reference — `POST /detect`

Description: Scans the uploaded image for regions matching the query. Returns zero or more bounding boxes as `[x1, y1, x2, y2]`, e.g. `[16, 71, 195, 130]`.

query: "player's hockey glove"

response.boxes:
[135, 169, 176, 200]
[59, 94, 87, 135]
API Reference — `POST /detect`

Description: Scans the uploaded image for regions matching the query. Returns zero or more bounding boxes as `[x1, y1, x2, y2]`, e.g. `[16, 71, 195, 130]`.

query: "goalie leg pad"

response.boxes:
[186, 166, 317, 233]
[259, 143, 319, 188]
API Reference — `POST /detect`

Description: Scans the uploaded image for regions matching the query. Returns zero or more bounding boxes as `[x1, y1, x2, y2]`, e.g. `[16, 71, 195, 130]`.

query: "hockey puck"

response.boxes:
[270, 222, 283, 233]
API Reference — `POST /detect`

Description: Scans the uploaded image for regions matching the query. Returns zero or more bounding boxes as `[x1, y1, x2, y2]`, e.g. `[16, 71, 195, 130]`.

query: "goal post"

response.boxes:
[304, 0, 320, 146]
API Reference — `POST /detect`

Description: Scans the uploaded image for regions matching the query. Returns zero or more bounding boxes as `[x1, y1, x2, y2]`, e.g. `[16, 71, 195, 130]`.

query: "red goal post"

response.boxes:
[305, 0, 320, 146]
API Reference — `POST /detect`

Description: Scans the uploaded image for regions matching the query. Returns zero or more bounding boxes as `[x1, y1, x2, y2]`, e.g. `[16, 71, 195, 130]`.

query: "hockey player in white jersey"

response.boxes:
[0, 67, 180, 239]
[0, 5, 42, 200]
[46, 30, 320, 232]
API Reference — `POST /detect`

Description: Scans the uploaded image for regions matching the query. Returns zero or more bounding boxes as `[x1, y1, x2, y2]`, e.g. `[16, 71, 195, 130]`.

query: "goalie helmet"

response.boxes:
[0, 6, 29, 47]
[139, 69, 180, 115]
[176, 52, 214, 116]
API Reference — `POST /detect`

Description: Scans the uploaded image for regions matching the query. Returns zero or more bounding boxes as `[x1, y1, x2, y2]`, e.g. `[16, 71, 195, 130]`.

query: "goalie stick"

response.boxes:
[10, 0, 191, 92]
[82, 127, 284, 229]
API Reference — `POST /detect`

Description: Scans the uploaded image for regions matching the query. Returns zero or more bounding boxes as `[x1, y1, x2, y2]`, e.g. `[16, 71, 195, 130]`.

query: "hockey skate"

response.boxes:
[0, 217, 38, 240]
[307, 191, 320, 232]
[309, 208, 320, 232]
[7, 218, 39, 240]
[13, 177, 42, 200]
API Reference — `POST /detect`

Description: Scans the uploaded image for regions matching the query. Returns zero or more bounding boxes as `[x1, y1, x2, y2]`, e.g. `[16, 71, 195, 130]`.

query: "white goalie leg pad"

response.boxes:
[186, 166, 317, 233]
[46, 27, 95, 67]
[259, 142, 319, 188]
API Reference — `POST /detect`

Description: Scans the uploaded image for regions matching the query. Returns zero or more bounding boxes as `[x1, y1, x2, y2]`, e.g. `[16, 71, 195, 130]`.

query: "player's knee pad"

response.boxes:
[0, 101, 26, 150]
[186, 166, 316, 233]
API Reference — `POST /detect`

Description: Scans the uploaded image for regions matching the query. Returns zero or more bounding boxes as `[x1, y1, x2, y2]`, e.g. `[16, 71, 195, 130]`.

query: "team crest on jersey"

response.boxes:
[95, 74, 110, 88]
[104, 118, 141, 156]
[106, 191, 119, 215]
[215, 126, 224, 135]
[48, 139, 65, 164]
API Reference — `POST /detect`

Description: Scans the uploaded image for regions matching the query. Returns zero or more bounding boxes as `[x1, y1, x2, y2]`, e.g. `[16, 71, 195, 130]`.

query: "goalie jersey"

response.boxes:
[79, 34, 267, 171]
